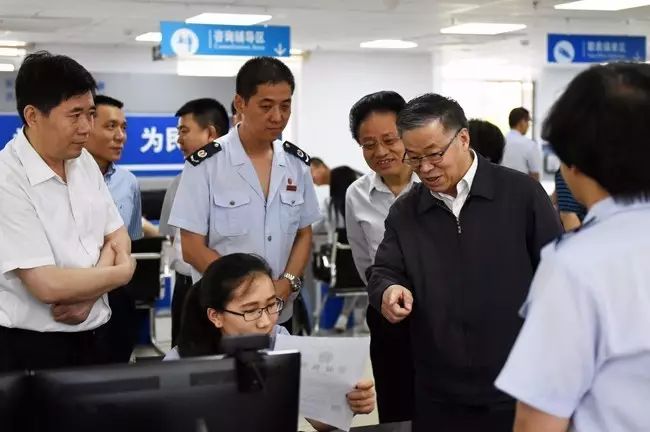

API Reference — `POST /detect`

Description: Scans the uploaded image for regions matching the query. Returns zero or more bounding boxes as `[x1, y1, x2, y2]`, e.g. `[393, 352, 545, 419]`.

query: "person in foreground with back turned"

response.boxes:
[496, 62, 650, 432]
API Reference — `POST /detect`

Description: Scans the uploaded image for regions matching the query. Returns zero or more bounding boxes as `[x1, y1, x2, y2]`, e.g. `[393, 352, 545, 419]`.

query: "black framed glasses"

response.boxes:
[223, 298, 285, 322]
[402, 128, 463, 169]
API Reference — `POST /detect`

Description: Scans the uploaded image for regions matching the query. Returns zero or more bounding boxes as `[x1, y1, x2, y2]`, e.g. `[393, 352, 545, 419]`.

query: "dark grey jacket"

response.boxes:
[367, 155, 562, 406]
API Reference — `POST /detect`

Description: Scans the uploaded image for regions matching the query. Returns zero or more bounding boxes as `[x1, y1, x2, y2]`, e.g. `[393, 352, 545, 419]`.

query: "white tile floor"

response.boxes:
[137, 315, 380, 431]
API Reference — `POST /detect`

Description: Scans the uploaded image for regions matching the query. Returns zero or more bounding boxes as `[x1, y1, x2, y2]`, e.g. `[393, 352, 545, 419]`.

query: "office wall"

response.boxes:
[297, 50, 434, 172]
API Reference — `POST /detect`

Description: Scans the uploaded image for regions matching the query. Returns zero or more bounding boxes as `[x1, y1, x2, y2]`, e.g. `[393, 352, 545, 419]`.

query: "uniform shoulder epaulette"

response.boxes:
[186, 141, 222, 167]
[554, 217, 596, 248]
[282, 141, 311, 166]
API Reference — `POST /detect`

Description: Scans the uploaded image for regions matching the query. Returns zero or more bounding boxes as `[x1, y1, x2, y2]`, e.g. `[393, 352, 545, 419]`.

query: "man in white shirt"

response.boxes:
[502, 107, 542, 181]
[0, 51, 135, 372]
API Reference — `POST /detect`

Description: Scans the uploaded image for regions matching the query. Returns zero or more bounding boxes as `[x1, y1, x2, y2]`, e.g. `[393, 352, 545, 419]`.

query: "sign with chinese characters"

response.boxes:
[0, 113, 184, 177]
[159, 21, 290, 57]
[548, 34, 646, 64]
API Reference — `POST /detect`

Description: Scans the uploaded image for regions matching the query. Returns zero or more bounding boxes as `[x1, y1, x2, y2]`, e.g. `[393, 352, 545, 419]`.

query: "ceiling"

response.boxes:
[0, 0, 649, 56]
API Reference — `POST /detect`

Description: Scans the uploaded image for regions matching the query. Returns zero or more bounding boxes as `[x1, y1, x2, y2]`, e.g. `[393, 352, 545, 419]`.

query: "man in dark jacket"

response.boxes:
[366, 93, 562, 432]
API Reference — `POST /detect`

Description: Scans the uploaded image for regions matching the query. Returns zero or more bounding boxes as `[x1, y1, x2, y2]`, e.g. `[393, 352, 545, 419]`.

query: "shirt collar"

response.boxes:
[228, 125, 286, 167]
[13, 127, 58, 186]
[368, 171, 419, 195]
[430, 149, 479, 201]
[103, 162, 117, 179]
[583, 196, 650, 224]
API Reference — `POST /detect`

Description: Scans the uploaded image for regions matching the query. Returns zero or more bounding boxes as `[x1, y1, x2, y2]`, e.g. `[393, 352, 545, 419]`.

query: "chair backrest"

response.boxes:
[124, 236, 165, 304]
[330, 228, 365, 290]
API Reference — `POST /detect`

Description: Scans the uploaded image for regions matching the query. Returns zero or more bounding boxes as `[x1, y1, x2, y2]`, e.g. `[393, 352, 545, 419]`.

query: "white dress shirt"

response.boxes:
[502, 130, 542, 175]
[0, 129, 124, 332]
[345, 171, 419, 284]
[431, 149, 479, 218]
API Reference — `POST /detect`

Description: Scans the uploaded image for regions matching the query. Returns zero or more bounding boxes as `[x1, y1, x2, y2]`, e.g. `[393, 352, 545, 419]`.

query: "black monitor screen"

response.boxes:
[32, 351, 300, 432]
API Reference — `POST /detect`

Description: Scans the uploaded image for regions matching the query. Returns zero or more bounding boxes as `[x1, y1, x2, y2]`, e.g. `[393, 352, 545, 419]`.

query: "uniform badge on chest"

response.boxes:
[286, 177, 297, 191]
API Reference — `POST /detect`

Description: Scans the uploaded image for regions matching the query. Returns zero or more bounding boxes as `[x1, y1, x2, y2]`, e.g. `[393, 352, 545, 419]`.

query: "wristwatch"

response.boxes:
[281, 272, 302, 293]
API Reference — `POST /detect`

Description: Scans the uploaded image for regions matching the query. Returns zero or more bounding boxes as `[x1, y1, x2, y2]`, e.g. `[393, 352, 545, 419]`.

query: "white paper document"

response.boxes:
[274, 335, 370, 431]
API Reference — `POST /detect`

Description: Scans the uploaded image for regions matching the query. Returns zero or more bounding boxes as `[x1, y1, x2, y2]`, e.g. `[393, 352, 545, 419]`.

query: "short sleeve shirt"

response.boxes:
[0, 129, 124, 332]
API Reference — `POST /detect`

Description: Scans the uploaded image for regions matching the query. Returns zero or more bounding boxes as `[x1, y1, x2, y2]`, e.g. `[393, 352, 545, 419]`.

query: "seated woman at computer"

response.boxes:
[165, 253, 376, 431]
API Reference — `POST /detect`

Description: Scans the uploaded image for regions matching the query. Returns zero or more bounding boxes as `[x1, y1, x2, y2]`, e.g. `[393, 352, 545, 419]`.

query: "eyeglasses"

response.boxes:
[223, 298, 285, 322]
[359, 135, 401, 152]
[402, 128, 463, 169]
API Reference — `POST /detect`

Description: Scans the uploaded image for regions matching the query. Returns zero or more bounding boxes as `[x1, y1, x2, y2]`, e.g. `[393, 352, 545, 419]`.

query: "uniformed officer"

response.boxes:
[169, 56, 320, 327]
[496, 62, 650, 432]
[0, 52, 135, 372]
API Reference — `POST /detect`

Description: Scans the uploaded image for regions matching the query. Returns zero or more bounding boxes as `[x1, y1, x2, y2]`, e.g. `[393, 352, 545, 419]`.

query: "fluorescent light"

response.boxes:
[0, 40, 27, 47]
[554, 0, 650, 10]
[290, 48, 303, 55]
[360, 39, 418, 49]
[0, 48, 26, 57]
[440, 23, 526, 35]
[0, 63, 15, 72]
[135, 32, 162, 42]
[186, 13, 272, 25]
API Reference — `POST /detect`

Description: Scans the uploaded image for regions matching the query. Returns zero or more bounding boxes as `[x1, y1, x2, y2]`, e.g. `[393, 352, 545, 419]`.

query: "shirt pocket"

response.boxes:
[212, 192, 250, 236]
[279, 190, 305, 234]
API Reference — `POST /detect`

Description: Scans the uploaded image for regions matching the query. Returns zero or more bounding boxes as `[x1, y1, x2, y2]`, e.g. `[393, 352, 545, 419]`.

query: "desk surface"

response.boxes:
[348, 422, 411, 432]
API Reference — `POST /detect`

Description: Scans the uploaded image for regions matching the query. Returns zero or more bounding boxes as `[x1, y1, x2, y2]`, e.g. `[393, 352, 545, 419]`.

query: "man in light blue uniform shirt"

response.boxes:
[86, 95, 142, 240]
[85, 94, 142, 362]
[496, 63, 650, 432]
[169, 57, 320, 328]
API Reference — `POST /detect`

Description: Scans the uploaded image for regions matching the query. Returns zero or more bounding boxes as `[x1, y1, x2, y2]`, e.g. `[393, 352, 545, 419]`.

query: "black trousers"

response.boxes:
[413, 400, 515, 432]
[170, 272, 194, 347]
[0, 324, 111, 373]
[105, 286, 138, 363]
[367, 306, 414, 423]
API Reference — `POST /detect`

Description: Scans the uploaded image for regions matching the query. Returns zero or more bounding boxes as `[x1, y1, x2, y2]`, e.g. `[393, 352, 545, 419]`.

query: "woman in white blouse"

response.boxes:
[344, 91, 419, 423]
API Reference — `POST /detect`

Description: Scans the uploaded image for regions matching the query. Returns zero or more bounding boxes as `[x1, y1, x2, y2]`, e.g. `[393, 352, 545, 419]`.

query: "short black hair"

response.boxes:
[543, 62, 650, 203]
[349, 91, 406, 142]
[397, 93, 468, 135]
[468, 119, 505, 164]
[177, 253, 273, 358]
[236, 56, 295, 101]
[94, 94, 124, 109]
[175, 98, 230, 137]
[15, 50, 97, 125]
[508, 107, 530, 128]
[310, 157, 327, 168]
[230, 99, 236, 115]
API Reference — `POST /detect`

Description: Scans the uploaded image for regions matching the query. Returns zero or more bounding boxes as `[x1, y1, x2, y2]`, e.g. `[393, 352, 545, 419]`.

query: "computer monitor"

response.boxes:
[0, 372, 30, 432]
[32, 350, 300, 432]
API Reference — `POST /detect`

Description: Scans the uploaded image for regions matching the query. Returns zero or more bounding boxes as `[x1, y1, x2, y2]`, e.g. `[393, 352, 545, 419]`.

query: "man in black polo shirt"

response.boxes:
[366, 93, 562, 431]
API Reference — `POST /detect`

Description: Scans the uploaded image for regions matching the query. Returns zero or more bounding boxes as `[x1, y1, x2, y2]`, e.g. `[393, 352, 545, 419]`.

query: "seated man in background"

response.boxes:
[554, 169, 586, 231]
[85, 94, 142, 363]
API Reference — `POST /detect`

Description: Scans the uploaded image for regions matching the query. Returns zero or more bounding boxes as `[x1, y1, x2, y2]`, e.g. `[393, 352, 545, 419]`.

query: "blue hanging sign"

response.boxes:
[160, 21, 291, 57]
[548, 34, 646, 64]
